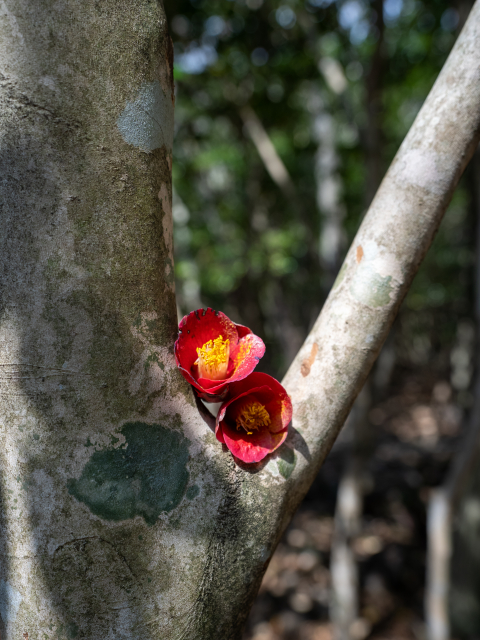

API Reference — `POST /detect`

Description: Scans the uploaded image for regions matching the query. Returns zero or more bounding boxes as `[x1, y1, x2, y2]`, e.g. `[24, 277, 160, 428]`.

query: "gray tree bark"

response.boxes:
[425, 149, 480, 640]
[0, 2, 479, 640]
[330, 8, 386, 633]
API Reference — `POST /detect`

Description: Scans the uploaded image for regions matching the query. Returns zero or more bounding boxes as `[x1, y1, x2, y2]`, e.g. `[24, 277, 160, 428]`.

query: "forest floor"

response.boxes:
[243, 365, 464, 640]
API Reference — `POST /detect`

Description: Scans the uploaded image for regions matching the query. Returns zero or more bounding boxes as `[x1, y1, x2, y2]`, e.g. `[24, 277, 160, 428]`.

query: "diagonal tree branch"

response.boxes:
[282, 0, 480, 499]
[1, 1, 480, 637]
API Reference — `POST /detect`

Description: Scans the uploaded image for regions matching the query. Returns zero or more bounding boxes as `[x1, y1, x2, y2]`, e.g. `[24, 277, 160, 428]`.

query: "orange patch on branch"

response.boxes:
[301, 342, 318, 377]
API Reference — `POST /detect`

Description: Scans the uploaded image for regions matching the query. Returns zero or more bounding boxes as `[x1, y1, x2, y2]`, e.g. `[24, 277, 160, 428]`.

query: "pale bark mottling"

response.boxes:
[283, 0, 480, 497]
[0, 1, 479, 639]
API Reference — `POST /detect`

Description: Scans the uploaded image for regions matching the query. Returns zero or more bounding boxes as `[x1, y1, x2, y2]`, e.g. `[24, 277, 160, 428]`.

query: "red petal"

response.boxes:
[263, 399, 286, 433]
[222, 421, 288, 463]
[264, 393, 292, 433]
[222, 371, 273, 397]
[224, 372, 292, 432]
[196, 376, 226, 390]
[174, 309, 265, 399]
[234, 323, 252, 340]
[215, 372, 292, 464]
[174, 308, 238, 396]
[228, 334, 266, 384]
[215, 422, 226, 444]
[224, 387, 273, 422]
[175, 308, 238, 372]
[217, 383, 271, 420]
[195, 386, 230, 403]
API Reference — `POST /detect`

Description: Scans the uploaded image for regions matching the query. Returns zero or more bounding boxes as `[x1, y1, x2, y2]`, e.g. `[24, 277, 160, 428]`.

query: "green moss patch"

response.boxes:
[277, 446, 296, 480]
[68, 422, 190, 524]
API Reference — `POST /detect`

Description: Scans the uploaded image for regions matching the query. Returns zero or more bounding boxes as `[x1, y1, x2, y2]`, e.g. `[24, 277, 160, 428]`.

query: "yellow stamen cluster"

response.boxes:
[195, 335, 230, 381]
[236, 401, 271, 435]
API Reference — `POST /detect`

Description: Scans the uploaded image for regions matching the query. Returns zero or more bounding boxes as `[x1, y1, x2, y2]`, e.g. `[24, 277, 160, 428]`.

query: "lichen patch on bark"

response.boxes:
[117, 80, 174, 153]
[348, 240, 402, 308]
[394, 149, 445, 195]
[67, 422, 190, 524]
[350, 266, 393, 308]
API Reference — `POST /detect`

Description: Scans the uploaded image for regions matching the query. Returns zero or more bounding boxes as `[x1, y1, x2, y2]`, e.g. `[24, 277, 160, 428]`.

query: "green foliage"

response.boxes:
[165, 0, 470, 377]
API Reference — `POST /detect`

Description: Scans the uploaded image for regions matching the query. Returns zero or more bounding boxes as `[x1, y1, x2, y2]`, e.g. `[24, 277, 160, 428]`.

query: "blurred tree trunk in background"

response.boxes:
[330, 4, 387, 636]
[239, 105, 304, 370]
[446, 150, 480, 639]
[330, 385, 371, 640]
[424, 5, 479, 640]
[314, 102, 345, 284]
[364, 0, 385, 209]
[0, 1, 479, 639]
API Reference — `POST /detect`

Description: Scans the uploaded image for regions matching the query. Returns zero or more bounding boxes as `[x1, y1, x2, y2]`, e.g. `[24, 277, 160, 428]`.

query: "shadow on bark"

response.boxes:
[0, 483, 10, 640]
[0, 136, 222, 638]
[0, 124, 307, 638]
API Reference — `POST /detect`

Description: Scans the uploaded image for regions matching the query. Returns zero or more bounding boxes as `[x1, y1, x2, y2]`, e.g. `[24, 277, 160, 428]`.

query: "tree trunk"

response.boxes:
[330, 386, 370, 640]
[0, 1, 479, 639]
[441, 153, 480, 640]
[330, 6, 387, 633]
[364, 0, 385, 208]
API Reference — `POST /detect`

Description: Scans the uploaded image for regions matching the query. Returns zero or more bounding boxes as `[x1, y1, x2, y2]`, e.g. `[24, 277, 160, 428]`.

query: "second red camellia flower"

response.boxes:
[215, 372, 292, 464]
[174, 308, 266, 402]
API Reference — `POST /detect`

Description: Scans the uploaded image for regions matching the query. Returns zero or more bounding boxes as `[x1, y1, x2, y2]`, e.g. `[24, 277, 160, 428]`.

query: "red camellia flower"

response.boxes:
[215, 372, 292, 464]
[174, 308, 266, 401]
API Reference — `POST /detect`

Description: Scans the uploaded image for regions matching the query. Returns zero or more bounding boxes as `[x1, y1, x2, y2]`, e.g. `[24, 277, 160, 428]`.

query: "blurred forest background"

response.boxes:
[162, 0, 480, 638]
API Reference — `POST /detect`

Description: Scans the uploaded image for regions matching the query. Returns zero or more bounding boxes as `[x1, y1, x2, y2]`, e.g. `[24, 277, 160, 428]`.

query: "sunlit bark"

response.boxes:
[0, 1, 479, 639]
